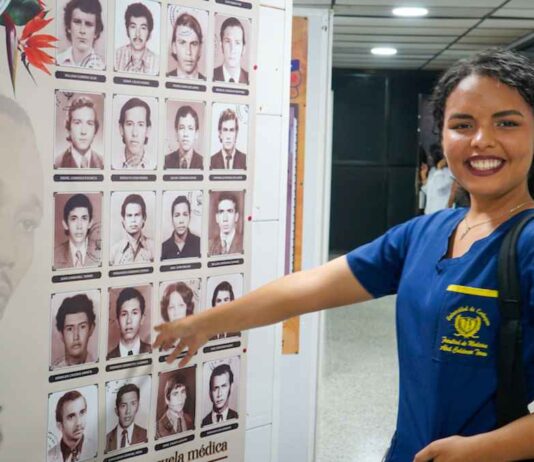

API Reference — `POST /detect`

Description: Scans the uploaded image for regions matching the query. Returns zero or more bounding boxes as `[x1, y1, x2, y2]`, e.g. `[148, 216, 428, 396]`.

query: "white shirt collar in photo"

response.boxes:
[222, 64, 240, 83]
[220, 229, 235, 252]
[119, 336, 141, 357]
[122, 149, 148, 169]
[71, 146, 93, 168]
[211, 407, 229, 423]
[116, 422, 135, 448]
[57, 46, 95, 66]
[69, 239, 88, 266]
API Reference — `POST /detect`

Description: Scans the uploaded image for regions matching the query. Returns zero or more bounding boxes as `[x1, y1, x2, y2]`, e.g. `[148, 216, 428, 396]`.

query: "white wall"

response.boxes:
[245, 1, 292, 462]
[245, 4, 334, 462]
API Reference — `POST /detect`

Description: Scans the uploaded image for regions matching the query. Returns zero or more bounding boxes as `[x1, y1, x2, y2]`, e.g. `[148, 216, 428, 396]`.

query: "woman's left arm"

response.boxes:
[414, 413, 534, 462]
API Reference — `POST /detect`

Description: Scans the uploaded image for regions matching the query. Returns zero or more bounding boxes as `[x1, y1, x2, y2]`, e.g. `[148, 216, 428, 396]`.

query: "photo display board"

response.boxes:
[0, 1, 257, 461]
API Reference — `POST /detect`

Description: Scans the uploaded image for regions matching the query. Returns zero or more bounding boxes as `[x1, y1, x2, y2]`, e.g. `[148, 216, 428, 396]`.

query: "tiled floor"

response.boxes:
[315, 295, 399, 462]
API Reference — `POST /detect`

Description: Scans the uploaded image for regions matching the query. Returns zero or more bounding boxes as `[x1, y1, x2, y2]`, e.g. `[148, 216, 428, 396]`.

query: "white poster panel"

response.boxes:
[0, 0, 257, 461]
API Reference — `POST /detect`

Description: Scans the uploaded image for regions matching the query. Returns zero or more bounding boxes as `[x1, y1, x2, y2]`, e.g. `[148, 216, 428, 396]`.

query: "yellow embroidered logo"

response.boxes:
[439, 306, 491, 358]
[454, 315, 482, 338]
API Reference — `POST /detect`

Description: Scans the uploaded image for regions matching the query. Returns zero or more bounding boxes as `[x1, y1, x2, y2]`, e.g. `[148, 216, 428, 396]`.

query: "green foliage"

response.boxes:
[0, 0, 41, 26]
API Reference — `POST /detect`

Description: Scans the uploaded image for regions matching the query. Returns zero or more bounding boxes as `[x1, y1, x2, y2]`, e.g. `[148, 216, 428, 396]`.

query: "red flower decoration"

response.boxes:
[19, 10, 56, 75]
[2, 1, 57, 91]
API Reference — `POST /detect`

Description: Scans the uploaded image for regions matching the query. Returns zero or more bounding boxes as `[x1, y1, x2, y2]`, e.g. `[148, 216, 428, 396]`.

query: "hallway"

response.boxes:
[316, 295, 399, 462]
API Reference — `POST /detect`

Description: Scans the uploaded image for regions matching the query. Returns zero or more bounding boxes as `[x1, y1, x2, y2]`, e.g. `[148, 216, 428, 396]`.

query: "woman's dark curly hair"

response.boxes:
[431, 48, 534, 196]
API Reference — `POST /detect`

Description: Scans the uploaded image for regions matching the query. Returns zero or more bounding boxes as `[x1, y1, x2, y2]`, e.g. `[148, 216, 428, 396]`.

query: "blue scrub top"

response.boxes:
[346, 208, 534, 461]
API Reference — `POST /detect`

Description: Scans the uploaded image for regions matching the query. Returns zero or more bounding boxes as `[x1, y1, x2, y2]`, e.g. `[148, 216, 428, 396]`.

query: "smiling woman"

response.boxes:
[153, 49, 534, 462]
[431, 50, 534, 255]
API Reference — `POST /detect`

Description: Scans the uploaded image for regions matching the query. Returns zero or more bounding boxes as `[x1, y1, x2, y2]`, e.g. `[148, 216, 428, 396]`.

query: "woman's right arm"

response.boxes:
[153, 255, 373, 365]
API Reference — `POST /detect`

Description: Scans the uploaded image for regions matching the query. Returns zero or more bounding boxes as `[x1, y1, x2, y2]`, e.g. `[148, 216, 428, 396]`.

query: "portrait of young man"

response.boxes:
[161, 194, 201, 260]
[164, 104, 203, 170]
[208, 192, 244, 256]
[54, 193, 102, 270]
[201, 363, 239, 427]
[0, 96, 43, 322]
[56, 0, 106, 70]
[208, 280, 241, 340]
[210, 108, 247, 170]
[113, 96, 157, 170]
[107, 287, 152, 359]
[110, 193, 155, 266]
[167, 9, 207, 80]
[55, 94, 104, 169]
[155, 370, 195, 439]
[115, 0, 160, 75]
[105, 383, 148, 452]
[51, 292, 98, 370]
[213, 16, 249, 84]
[47, 387, 98, 462]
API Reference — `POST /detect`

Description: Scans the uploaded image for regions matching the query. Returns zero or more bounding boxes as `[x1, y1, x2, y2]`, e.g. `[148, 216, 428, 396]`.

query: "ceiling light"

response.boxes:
[392, 7, 428, 17]
[371, 47, 397, 56]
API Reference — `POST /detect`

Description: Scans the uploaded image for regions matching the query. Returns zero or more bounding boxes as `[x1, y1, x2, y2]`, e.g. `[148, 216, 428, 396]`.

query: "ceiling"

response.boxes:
[293, 0, 534, 70]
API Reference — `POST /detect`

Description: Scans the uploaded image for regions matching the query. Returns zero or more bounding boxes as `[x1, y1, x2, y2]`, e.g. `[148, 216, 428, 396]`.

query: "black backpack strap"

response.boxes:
[496, 212, 534, 428]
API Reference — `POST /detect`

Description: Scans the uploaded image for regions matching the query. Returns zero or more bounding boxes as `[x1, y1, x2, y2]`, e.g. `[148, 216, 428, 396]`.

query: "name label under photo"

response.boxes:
[54, 174, 104, 182]
[200, 423, 239, 438]
[154, 435, 195, 452]
[49, 367, 99, 383]
[106, 358, 152, 372]
[114, 76, 159, 87]
[52, 272, 102, 283]
[111, 174, 157, 182]
[55, 71, 106, 83]
[208, 259, 244, 268]
[163, 174, 204, 182]
[160, 262, 202, 272]
[212, 86, 250, 96]
[165, 82, 207, 92]
[109, 267, 154, 278]
[103, 447, 148, 462]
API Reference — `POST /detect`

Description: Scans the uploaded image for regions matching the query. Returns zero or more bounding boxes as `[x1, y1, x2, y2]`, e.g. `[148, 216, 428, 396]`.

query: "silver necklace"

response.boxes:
[459, 200, 534, 240]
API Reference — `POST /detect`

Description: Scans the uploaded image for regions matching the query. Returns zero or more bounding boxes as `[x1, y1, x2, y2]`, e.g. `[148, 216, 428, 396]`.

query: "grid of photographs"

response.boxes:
[55, 0, 252, 85]
[46, 1, 255, 460]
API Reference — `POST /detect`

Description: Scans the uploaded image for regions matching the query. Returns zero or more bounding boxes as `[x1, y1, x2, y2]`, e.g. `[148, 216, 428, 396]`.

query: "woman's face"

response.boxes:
[166, 291, 187, 322]
[442, 74, 534, 201]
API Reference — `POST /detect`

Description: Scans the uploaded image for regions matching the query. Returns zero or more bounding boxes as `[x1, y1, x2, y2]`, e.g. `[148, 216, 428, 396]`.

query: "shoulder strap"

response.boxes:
[496, 211, 534, 428]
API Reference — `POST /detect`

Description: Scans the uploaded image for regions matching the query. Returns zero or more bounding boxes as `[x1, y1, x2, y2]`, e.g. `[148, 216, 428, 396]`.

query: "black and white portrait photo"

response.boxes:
[208, 190, 245, 257]
[112, 94, 158, 170]
[47, 385, 98, 462]
[164, 100, 205, 170]
[159, 279, 201, 324]
[166, 5, 208, 80]
[210, 103, 249, 171]
[53, 192, 102, 270]
[109, 191, 156, 266]
[206, 273, 243, 340]
[50, 289, 100, 370]
[213, 14, 251, 85]
[107, 284, 152, 360]
[56, 0, 106, 70]
[54, 91, 105, 170]
[201, 357, 240, 427]
[105, 376, 151, 453]
[114, 0, 160, 75]
[155, 367, 196, 439]
[161, 190, 202, 260]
